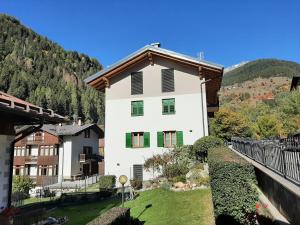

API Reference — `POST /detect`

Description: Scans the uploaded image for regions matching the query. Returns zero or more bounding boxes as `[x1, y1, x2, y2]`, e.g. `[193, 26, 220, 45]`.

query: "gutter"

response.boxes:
[7, 120, 44, 207]
[200, 79, 211, 136]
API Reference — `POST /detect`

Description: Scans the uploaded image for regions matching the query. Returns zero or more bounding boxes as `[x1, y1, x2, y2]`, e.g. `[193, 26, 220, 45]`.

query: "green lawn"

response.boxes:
[23, 196, 58, 205]
[125, 188, 215, 225]
[49, 198, 121, 225]
[49, 188, 215, 225]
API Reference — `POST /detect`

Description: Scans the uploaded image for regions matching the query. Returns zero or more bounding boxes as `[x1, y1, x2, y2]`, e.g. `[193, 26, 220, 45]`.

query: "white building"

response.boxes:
[85, 44, 223, 183]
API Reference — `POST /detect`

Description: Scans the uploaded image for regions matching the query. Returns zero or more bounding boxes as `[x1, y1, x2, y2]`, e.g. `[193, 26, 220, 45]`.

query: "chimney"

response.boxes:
[78, 117, 82, 126]
[150, 42, 161, 48]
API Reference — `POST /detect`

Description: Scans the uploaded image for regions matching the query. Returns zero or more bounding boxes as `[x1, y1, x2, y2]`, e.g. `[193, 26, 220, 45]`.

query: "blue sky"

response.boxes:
[1, 0, 300, 68]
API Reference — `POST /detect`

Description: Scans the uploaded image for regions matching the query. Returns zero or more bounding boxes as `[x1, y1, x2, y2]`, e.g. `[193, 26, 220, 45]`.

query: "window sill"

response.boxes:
[131, 115, 144, 117]
[162, 113, 176, 115]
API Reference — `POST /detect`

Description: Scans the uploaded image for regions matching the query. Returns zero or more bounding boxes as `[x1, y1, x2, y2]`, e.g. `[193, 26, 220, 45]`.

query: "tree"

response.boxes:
[211, 108, 253, 141]
[255, 115, 282, 139]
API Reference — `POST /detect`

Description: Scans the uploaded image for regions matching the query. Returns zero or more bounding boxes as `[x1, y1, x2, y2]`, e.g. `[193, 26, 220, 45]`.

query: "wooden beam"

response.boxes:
[198, 66, 204, 79]
[148, 52, 154, 66]
[102, 77, 110, 88]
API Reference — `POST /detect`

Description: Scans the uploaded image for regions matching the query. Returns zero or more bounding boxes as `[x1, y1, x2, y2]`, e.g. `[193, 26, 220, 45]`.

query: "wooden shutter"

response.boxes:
[157, 132, 164, 147]
[138, 101, 144, 116]
[133, 164, 143, 180]
[131, 102, 138, 116]
[176, 131, 183, 146]
[162, 69, 174, 92]
[131, 72, 143, 95]
[126, 133, 132, 148]
[144, 132, 150, 147]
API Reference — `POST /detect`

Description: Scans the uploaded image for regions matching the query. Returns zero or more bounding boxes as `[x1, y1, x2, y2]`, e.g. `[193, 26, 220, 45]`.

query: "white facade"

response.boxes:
[0, 135, 14, 212]
[104, 57, 209, 184]
[58, 129, 99, 181]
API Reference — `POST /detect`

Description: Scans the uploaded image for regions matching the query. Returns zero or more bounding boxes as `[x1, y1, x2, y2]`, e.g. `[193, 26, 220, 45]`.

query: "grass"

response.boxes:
[49, 197, 121, 225]
[23, 196, 58, 205]
[125, 188, 214, 225]
[49, 188, 215, 225]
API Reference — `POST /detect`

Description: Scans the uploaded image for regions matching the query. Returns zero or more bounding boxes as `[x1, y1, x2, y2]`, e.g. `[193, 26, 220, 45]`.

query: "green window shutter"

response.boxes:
[176, 131, 183, 147]
[144, 132, 150, 147]
[126, 133, 132, 148]
[170, 99, 175, 113]
[157, 132, 164, 147]
[138, 101, 144, 116]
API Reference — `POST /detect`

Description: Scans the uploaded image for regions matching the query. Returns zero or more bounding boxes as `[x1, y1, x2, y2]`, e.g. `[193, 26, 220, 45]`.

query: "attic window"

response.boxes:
[131, 72, 143, 95]
[84, 129, 90, 138]
[161, 68, 174, 92]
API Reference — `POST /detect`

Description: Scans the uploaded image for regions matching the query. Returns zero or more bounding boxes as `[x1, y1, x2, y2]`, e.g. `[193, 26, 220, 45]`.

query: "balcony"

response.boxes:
[79, 154, 102, 163]
[24, 156, 38, 164]
[21, 136, 44, 145]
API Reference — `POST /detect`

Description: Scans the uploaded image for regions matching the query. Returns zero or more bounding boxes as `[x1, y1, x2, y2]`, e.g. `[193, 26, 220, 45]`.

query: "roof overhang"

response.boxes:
[85, 45, 223, 91]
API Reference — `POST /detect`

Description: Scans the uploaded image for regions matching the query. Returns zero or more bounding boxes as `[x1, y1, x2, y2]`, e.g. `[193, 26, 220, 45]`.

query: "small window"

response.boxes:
[84, 129, 90, 138]
[15, 167, 20, 176]
[41, 166, 47, 176]
[164, 131, 176, 147]
[162, 98, 175, 114]
[133, 164, 143, 180]
[132, 132, 144, 148]
[131, 101, 144, 116]
[162, 68, 174, 92]
[131, 72, 143, 95]
[83, 146, 93, 155]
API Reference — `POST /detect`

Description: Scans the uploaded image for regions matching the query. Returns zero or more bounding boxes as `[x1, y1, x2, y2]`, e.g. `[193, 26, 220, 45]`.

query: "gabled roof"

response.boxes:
[84, 44, 223, 89]
[42, 124, 102, 136]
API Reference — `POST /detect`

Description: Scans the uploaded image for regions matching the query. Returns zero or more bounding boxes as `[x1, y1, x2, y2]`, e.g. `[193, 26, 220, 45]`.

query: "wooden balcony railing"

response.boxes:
[79, 154, 102, 163]
[24, 156, 38, 164]
[21, 136, 44, 145]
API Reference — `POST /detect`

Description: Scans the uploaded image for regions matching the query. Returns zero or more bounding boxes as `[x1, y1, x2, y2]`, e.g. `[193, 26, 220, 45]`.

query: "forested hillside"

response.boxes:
[223, 59, 300, 86]
[0, 14, 104, 123]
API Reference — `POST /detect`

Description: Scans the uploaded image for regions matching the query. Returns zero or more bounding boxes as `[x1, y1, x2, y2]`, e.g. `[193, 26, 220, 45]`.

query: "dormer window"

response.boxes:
[131, 72, 143, 95]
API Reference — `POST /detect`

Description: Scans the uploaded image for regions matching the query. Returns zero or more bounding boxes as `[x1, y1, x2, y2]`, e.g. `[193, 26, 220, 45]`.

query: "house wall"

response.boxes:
[0, 135, 14, 212]
[58, 129, 99, 181]
[104, 57, 208, 185]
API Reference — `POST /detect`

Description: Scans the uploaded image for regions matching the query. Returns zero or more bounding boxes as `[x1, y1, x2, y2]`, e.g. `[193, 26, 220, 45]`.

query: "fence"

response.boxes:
[231, 137, 300, 185]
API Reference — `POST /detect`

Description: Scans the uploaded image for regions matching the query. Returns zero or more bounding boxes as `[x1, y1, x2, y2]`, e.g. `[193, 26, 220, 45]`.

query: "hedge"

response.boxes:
[98, 175, 116, 190]
[208, 147, 258, 225]
[193, 136, 223, 161]
[86, 207, 131, 225]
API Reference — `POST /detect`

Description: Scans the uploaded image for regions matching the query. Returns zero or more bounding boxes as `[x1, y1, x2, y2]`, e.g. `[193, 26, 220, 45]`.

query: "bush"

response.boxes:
[163, 163, 189, 178]
[208, 147, 258, 225]
[168, 175, 186, 183]
[12, 176, 35, 197]
[87, 207, 131, 225]
[160, 182, 171, 190]
[130, 179, 143, 190]
[98, 175, 116, 190]
[193, 136, 223, 161]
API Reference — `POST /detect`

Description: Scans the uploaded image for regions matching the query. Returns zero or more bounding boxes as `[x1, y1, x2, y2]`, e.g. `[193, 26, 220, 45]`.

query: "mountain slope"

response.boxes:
[222, 59, 300, 86]
[0, 14, 104, 123]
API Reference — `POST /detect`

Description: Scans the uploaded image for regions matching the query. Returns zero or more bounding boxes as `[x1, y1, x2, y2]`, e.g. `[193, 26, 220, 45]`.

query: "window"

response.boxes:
[131, 101, 144, 116]
[83, 146, 93, 155]
[162, 98, 175, 114]
[15, 167, 20, 176]
[164, 131, 177, 147]
[126, 132, 150, 148]
[157, 131, 183, 147]
[133, 164, 143, 180]
[162, 68, 174, 92]
[131, 72, 143, 95]
[84, 129, 90, 138]
[40, 166, 47, 176]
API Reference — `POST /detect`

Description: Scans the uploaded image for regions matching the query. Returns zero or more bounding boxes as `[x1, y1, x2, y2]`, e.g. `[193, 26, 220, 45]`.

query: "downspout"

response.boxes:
[7, 120, 44, 207]
[200, 79, 211, 137]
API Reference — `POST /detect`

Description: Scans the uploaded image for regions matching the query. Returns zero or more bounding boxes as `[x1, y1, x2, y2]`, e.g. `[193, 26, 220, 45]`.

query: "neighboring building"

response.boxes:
[0, 91, 64, 212]
[290, 75, 300, 91]
[13, 123, 103, 186]
[85, 44, 223, 183]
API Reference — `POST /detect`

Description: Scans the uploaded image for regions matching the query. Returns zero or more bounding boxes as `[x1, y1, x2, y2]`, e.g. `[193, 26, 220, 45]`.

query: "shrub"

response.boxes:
[98, 175, 116, 190]
[160, 182, 171, 190]
[168, 175, 186, 183]
[163, 163, 189, 178]
[208, 147, 258, 225]
[130, 179, 143, 190]
[12, 176, 35, 197]
[193, 136, 223, 161]
[87, 207, 131, 225]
